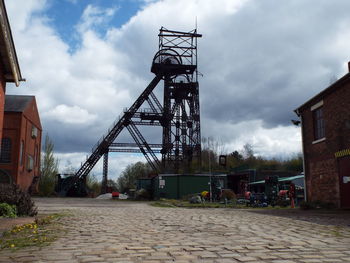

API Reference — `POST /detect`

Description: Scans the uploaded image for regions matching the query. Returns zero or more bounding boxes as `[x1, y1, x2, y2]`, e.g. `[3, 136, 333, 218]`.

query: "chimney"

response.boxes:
[348, 61, 350, 72]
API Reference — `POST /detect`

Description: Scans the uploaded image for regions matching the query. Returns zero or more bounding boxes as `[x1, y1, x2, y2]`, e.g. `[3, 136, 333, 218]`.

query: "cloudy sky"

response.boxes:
[5, 0, 350, 179]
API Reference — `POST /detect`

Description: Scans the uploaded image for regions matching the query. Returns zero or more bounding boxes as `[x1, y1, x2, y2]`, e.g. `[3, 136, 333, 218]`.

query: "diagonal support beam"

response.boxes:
[128, 121, 161, 170]
[58, 75, 162, 196]
[126, 125, 158, 171]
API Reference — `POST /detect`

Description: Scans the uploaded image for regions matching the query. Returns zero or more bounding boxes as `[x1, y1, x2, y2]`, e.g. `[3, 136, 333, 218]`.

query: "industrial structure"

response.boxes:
[58, 28, 202, 196]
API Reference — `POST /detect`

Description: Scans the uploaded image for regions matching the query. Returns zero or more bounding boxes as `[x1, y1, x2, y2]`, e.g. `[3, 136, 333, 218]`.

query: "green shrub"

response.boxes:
[0, 184, 37, 216]
[38, 173, 56, 196]
[0, 203, 17, 218]
[86, 174, 101, 197]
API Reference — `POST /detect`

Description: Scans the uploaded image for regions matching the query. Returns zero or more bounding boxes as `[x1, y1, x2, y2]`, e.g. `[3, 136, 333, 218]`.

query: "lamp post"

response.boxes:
[209, 151, 212, 202]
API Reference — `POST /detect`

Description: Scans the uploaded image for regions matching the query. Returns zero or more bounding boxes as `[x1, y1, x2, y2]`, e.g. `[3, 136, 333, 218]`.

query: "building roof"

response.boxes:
[0, 0, 23, 86]
[249, 174, 304, 185]
[295, 70, 350, 114]
[4, 95, 34, 112]
[158, 173, 227, 177]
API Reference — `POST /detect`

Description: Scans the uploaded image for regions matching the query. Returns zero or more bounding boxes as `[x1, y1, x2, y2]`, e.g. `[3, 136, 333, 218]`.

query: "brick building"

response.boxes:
[295, 63, 350, 208]
[0, 95, 42, 192]
[0, 0, 24, 141]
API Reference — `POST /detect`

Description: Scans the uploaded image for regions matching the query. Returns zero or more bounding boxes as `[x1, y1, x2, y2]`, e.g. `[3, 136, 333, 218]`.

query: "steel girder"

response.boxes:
[59, 28, 201, 196]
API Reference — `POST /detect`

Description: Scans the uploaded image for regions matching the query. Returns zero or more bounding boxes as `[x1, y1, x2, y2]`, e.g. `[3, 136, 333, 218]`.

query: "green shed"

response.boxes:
[153, 174, 227, 199]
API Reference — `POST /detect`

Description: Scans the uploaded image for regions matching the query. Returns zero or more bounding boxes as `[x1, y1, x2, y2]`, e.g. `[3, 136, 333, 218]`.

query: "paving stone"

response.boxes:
[199, 252, 218, 259]
[259, 255, 279, 260]
[234, 256, 258, 262]
[215, 259, 239, 263]
[301, 260, 325, 263]
[219, 253, 242, 258]
[0, 198, 349, 263]
[272, 261, 298, 263]
[300, 255, 325, 259]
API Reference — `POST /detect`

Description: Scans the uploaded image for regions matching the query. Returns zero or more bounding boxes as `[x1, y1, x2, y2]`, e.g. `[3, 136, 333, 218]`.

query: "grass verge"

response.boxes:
[0, 213, 68, 250]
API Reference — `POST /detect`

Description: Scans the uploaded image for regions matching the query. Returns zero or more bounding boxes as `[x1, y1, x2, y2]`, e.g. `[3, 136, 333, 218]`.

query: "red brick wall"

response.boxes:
[301, 78, 350, 207]
[0, 98, 42, 192]
[0, 113, 21, 184]
[0, 63, 6, 142]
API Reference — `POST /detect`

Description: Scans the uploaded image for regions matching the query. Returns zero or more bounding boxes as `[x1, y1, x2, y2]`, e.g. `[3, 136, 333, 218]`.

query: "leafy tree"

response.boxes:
[86, 173, 101, 196]
[117, 162, 152, 193]
[227, 150, 244, 168]
[200, 138, 303, 174]
[283, 154, 303, 172]
[39, 134, 59, 196]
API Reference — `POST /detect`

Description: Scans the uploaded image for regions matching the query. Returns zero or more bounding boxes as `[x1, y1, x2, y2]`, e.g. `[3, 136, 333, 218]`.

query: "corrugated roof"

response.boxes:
[278, 174, 304, 182]
[249, 174, 304, 185]
[4, 95, 34, 112]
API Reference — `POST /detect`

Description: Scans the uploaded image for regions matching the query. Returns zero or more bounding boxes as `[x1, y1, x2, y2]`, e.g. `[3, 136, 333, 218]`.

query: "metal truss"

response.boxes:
[100, 152, 108, 194]
[156, 28, 202, 172]
[58, 27, 201, 196]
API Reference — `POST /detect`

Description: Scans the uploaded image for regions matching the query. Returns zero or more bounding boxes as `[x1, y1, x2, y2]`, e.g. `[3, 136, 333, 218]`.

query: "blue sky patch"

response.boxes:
[46, 0, 143, 48]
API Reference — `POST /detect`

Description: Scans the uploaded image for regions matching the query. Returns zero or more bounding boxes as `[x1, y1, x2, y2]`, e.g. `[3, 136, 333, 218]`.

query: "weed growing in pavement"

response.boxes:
[0, 213, 68, 250]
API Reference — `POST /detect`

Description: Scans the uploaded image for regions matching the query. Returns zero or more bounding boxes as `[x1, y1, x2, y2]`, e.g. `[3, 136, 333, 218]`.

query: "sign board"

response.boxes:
[343, 176, 350, 184]
[335, 149, 350, 158]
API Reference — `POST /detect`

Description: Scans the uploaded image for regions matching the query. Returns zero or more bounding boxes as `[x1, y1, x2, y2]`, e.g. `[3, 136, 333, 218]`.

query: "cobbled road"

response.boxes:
[1, 198, 350, 263]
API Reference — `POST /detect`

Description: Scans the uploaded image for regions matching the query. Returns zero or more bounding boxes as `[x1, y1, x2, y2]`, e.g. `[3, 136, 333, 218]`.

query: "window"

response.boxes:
[27, 155, 34, 172]
[313, 106, 325, 140]
[19, 140, 24, 165]
[31, 126, 38, 138]
[0, 138, 11, 163]
[0, 169, 11, 184]
[34, 145, 37, 167]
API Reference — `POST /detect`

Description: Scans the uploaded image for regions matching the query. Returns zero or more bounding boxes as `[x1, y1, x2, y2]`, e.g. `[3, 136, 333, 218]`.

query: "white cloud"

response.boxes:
[56, 152, 147, 180]
[43, 104, 97, 125]
[5, 0, 47, 32]
[203, 118, 301, 158]
[5, 0, 350, 178]
[76, 4, 119, 33]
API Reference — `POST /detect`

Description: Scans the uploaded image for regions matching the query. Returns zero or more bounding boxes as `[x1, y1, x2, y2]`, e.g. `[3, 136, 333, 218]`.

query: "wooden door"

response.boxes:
[338, 156, 350, 208]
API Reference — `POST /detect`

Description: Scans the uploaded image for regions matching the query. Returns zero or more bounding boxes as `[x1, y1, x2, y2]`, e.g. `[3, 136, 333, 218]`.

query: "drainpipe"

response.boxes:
[295, 109, 307, 202]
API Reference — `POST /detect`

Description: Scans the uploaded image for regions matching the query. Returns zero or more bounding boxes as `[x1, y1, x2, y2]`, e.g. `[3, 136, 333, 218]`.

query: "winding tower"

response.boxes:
[153, 28, 202, 172]
[58, 27, 202, 196]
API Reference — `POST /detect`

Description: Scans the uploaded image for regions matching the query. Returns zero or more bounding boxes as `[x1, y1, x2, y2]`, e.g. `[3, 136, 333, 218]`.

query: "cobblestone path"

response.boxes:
[1, 198, 350, 263]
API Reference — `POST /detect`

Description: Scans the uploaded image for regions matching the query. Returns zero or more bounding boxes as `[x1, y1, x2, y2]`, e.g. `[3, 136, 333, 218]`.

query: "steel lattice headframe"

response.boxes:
[58, 27, 202, 196]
